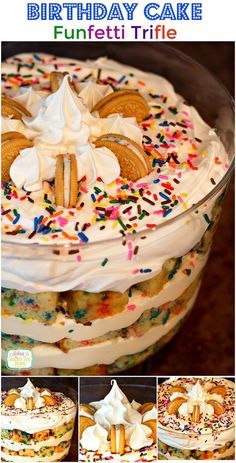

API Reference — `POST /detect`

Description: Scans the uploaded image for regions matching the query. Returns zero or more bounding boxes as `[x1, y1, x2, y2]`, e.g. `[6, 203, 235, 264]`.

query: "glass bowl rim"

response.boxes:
[1, 43, 235, 249]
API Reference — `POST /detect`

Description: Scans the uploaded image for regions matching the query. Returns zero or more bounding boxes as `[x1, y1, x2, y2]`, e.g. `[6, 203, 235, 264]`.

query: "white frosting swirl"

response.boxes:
[142, 407, 158, 422]
[94, 114, 143, 145]
[23, 75, 93, 145]
[80, 423, 109, 452]
[76, 80, 113, 111]
[81, 379, 155, 453]
[14, 87, 47, 111]
[126, 422, 153, 450]
[91, 380, 130, 429]
[14, 397, 27, 411]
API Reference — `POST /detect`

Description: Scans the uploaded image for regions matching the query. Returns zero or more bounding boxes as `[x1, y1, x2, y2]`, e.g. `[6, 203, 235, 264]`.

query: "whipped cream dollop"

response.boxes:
[80, 423, 109, 452]
[142, 406, 158, 422]
[76, 80, 113, 111]
[126, 422, 153, 450]
[80, 379, 156, 453]
[14, 86, 47, 111]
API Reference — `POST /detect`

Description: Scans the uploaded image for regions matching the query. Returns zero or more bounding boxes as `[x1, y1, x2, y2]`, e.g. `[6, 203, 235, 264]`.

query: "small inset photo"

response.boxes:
[79, 376, 157, 462]
[157, 376, 235, 460]
[1, 377, 78, 462]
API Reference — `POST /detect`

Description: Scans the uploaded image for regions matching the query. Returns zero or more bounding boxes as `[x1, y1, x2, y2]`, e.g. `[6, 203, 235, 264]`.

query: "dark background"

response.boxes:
[2, 377, 78, 462]
[1, 42, 234, 376]
[80, 376, 156, 403]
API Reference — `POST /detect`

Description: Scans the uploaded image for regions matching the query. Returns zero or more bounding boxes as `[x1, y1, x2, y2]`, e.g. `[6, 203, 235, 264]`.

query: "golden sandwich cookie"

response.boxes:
[138, 402, 156, 415]
[79, 416, 96, 439]
[92, 89, 149, 122]
[1, 131, 33, 182]
[110, 424, 125, 454]
[4, 393, 20, 407]
[49, 71, 71, 92]
[143, 419, 157, 443]
[2, 94, 32, 119]
[167, 397, 187, 415]
[94, 133, 152, 182]
[55, 154, 79, 208]
[79, 404, 95, 416]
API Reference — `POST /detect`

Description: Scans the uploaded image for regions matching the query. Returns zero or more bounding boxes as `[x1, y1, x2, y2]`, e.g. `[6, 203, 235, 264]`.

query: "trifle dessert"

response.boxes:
[79, 379, 157, 461]
[1, 51, 232, 375]
[1, 378, 77, 461]
[158, 377, 235, 460]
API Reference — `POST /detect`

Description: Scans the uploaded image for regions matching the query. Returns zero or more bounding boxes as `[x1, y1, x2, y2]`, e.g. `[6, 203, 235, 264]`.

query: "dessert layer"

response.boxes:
[2, 251, 207, 343]
[1, 429, 73, 452]
[2, 291, 199, 369]
[79, 443, 157, 462]
[1, 446, 69, 462]
[158, 441, 235, 460]
[1, 53, 229, 293]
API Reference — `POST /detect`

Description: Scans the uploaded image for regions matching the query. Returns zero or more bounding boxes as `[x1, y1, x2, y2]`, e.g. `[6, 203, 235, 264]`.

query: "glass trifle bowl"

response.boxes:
[1, 43, 234, 376]
[1, 377, 77, 462]
[158, 377, 235, 460]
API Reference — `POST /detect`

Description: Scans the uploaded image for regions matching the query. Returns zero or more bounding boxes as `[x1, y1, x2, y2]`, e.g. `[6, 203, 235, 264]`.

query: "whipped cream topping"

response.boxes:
[9, 75, 122, 191]
[80, 423, 109, 452]
[142, 407, 158, 422]
[80, 379, 156, 453]
[9, 379, 45, 410]
[158, 377, 235, 452]
[76, 80, 113, 111]
[1, 53, 230, 295]
[171, 380, 221, 419]
[126, 422, 153, 450]
[2, 379, 76, 434]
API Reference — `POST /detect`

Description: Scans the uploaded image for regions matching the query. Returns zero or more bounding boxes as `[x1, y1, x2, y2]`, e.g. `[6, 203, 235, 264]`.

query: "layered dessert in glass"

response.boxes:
[1, 378, 77, 462]
[158, 377, 235, 460]
[1, 49, 234, 375]
[79, 379, 157, 462]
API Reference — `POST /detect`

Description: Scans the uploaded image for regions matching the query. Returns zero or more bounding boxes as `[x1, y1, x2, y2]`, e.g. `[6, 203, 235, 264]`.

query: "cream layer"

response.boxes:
[2, 290, 199, 370]
[2, 253, 207, 343]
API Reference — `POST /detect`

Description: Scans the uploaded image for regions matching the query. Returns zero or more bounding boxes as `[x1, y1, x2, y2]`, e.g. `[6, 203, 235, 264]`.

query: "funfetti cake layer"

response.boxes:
[79, 379, 157, 462]
[1, 53, 229, 295]
[1, 379, 77, 462]
[158, 377, 235, 460]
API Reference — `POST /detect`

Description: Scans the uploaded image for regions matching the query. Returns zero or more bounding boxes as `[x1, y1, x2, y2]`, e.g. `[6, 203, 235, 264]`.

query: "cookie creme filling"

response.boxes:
[1, 53, 230, 294]
[158, 377, 235, 452]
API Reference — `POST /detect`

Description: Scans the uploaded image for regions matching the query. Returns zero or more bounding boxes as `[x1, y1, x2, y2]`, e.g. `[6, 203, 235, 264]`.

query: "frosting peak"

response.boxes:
[80, 423, 109, 452]
[23, 75, 92, 145]
[126, 422, 153, 450]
